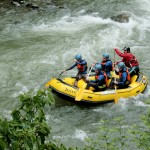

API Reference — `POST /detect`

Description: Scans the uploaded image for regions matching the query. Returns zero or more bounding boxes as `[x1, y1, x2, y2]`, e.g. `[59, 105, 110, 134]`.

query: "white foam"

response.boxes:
[31, 12, 142, 39]
[32, 15, 114, 33]
[12, 83, 29, 97]
[134, 101, 150, 107]
[145, 85, 150, 97]
[135, 0, 150, 13]
[40, 54, 59, 65]
[93, 107, 104, 112]
[52, 129, 88, 141]
[53, 135, 72, 140]
[1, 110, 12, 120]
[74, 129, 87, 141]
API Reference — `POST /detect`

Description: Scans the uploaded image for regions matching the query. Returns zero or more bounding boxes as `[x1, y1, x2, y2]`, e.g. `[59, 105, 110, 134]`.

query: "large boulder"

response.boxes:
[111, 13, 131, 23]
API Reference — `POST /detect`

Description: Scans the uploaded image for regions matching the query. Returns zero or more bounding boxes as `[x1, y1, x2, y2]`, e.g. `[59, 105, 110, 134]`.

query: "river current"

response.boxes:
[0, 0, 150, 149]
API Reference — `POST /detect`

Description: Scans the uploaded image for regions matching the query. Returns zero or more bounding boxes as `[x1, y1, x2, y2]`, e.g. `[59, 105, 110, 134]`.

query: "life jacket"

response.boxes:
[103, 71, 108, 83]
[77, 60, 87, 72]
[119, 68, 130, 82]
[124, 53, 139, 68]
[128, 54, 139, 67]
[95, 71, 108, 84]
[101, 60, 113, 72]
[77, 64, 84, 72]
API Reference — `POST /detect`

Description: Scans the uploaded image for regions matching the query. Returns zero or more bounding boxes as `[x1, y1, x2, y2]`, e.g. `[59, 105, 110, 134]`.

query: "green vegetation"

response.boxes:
[0, 89, 149, 150]
[85, 112, 150, 150]
[0, 89, 76, 150]
[130, 111, 150, 150]
[84, 117, 130, 150]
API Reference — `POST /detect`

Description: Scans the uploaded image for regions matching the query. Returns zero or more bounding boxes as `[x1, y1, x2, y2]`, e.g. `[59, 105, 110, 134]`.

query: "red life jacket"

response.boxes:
[95, 71, 108, 83]
[119, 68, 130, 81]
[77, 64, 87, 72]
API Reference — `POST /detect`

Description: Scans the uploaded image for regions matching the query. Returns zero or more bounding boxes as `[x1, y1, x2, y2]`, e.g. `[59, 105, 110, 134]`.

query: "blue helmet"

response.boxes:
[95, 64, 102, 71]
[75, 54, 82, 60]
[118, 62, 125, 69]
[103, 53, 109, 59]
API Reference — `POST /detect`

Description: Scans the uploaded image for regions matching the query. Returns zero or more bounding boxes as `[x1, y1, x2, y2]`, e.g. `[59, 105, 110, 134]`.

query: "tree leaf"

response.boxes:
[11, 110, 21, 121]
[0, 138, 6, 150]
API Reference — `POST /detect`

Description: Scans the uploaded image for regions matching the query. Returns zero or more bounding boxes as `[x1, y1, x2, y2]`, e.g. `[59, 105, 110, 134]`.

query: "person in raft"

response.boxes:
[86, 64, 107, 91]
[63, 54, 87, 86]
[101, 53, 113, 78]
[90, 53, 113, 79]
[114, 46, 139, 76]
[110, 62, 130, 89]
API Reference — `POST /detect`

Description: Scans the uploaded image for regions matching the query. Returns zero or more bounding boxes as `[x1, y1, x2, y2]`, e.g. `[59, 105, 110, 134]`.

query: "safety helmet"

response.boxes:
[95, 64, 102, 70]
[75, 54, 82, 60]
[123, 46, 130, 52]
[103, 53, 109, 58]
[118, 62, 125, 69]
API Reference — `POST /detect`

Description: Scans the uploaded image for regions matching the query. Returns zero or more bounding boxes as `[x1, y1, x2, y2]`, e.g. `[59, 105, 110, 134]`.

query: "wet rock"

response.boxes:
[58, 6, 64, 9]
[26, 3, 39, 9]
[10, 0, 24, 6]
[14, 21, 20, 24]
[11, 0, 20, 7]
[19, 0, 24, 4]
[111, 13, 131, 23]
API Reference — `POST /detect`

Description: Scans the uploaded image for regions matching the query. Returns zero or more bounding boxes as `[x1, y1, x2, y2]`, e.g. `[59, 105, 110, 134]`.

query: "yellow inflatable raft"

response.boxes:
[45, 73, 148, 104]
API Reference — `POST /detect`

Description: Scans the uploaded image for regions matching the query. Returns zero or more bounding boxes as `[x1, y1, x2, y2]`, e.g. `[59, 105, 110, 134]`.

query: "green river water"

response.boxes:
[0, 0, 150, 149]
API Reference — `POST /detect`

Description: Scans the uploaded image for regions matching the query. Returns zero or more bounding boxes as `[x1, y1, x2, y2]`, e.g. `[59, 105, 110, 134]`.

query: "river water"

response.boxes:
[0, 0, 150, 149]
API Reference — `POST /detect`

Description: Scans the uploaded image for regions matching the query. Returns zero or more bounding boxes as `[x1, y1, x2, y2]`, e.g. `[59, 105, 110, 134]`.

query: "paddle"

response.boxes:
[59, 71, 65, 77]
[75, 66, 93, 101]
[59, 61, 76, 78]
[113, 50, 119, 104]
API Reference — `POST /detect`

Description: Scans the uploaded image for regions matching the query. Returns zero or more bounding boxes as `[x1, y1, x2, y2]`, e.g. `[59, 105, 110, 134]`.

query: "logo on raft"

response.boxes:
[64, 88, 77, 94]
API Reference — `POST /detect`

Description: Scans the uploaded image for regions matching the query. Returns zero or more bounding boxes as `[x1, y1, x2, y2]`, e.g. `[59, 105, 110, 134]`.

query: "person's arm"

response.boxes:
[97, 75, 105, 85]
[114, 48, 127, 58]
[98, 75, 105, 81]
[115, 57, 125, 65]
[91, 62, 99, 72]
[90, 74, 102, 83]
[90, 75, 104, 83]
[117, 72, 127, 85]
[90, 80, 96, 83]
[66, 63, 77, 71]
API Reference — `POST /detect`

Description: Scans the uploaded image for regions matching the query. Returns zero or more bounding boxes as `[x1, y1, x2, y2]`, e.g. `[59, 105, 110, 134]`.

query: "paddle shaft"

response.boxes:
[114, 50, 118, 103]
[114, 50, 117, 85]
[86, 66, 93, 80]
[59, 71, 64, 76]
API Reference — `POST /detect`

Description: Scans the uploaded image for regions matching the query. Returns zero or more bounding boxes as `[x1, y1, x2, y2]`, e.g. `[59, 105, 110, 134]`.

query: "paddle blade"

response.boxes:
[114, 87, 119, 104]
[75, 84, 87, 101]
[114, 94, 119, 104]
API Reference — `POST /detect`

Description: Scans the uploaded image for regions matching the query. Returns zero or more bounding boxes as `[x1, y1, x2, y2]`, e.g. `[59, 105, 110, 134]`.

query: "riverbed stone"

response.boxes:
[111, 13, 131, 23]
